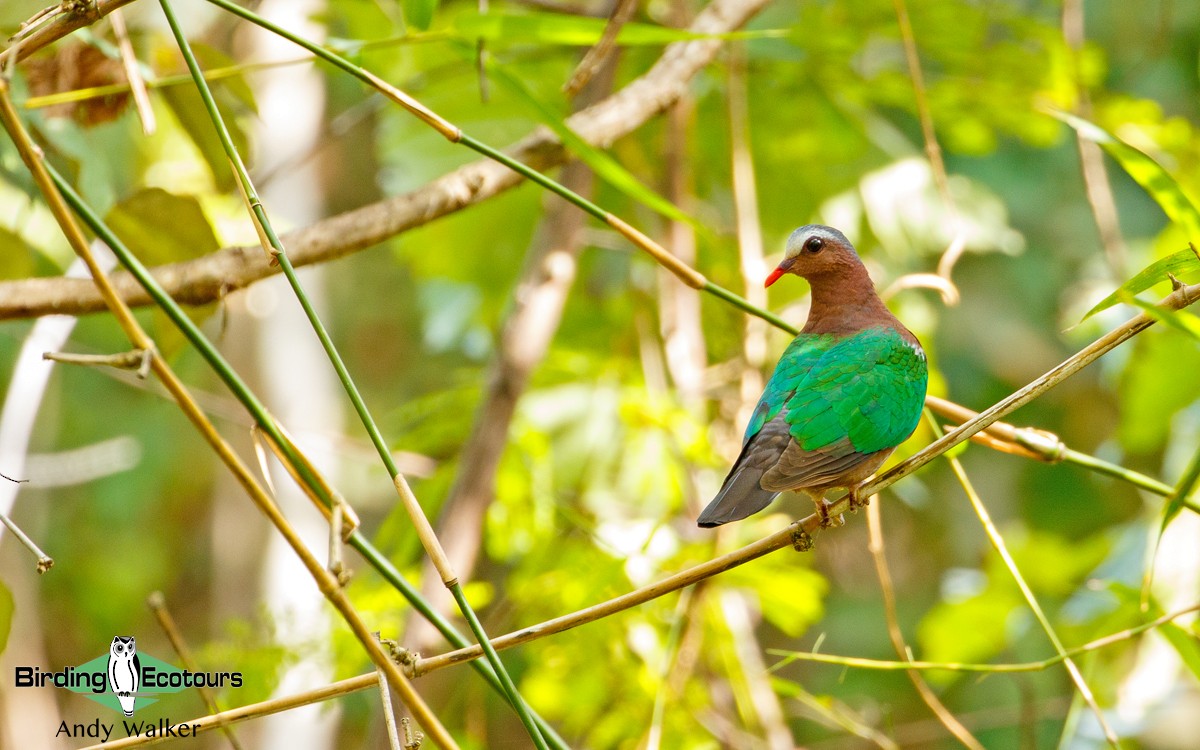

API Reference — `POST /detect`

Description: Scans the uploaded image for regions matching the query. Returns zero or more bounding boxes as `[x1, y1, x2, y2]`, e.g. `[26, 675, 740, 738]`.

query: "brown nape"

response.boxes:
[800, 259, 901, 337]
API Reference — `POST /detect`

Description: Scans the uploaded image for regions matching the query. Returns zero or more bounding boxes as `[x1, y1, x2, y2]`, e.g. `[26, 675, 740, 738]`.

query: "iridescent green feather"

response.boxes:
[745, 327, 927, 455]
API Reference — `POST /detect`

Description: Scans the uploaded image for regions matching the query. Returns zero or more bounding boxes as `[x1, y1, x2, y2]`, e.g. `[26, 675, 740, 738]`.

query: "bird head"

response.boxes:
[765, 225, 863, 287]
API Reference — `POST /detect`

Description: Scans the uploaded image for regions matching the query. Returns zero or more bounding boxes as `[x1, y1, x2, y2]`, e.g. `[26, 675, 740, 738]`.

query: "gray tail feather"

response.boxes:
[697, 466, 779, 527]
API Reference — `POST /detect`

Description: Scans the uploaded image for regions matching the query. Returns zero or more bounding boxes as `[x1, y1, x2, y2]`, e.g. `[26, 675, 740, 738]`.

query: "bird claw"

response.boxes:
[847, 486, 870, 513]
[817, 499, 845, 528]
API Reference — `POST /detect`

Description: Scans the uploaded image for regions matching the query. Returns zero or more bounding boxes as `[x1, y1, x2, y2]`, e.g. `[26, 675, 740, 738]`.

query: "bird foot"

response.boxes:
[847, 486, 871, 514]
[816, 498, 845, 528]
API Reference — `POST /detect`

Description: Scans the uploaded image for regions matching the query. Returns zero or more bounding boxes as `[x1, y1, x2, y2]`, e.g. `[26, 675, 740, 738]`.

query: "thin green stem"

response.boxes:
[1063, 448, 1182, 499]
[703, 280, 800, 335]
[156, 2, 549, 746]
[769, 600, 1200, 674]
[924, 410, 1121, 749]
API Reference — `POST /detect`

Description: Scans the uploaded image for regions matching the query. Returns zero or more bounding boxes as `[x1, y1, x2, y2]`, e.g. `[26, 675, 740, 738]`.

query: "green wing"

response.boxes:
[783, 327, 927, 453]
[701, 327, 925, 527]
[743, 333, 836, 442]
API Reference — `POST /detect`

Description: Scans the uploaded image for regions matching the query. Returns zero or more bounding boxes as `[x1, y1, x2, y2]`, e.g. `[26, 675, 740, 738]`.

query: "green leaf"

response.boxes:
[1051, 110, 1200, 241]
[104, 188, 221, 267]
[453, 11, 781, 46]
[1160, 621, 1200, 685]
[1082, 247, 1200, 320]
[160, 46, 255, 192]
[484, 60, 702, 230]
[1118, 330, 1200, 453]
[1162, 442, 1200, 532]
[404, 0, 439, 31]
[1120, 292, 1200, 341]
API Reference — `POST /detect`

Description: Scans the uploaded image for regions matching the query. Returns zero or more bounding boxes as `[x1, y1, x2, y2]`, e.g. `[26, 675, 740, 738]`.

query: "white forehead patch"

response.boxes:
[783, 225, 853, 259]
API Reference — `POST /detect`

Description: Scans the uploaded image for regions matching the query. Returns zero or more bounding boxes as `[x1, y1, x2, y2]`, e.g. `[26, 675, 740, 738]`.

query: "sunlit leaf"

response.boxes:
[104, 188, 220, 267]
[1082, 247, 1200, 320]
[1051, 110, 1200, 241]
[1119, 292, 1200, 341]
[1160, 621, 1200, 685]
[1118, 331, 1200, 453]
[1161, 443, 1200, 532]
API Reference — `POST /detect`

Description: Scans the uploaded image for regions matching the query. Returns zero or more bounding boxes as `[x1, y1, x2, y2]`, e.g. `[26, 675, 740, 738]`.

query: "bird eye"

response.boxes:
[804, 236, 824, 253]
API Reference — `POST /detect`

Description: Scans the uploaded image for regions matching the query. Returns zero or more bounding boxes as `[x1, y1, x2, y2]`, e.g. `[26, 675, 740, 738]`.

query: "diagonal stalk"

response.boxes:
[45, 150, 569, 750]
[155, 1, 554, 745]
[924, 410, 1121, 748]
[866, 502, 984, 750]
[0, 80, 459, 750]
[768, 601, 1200, 674]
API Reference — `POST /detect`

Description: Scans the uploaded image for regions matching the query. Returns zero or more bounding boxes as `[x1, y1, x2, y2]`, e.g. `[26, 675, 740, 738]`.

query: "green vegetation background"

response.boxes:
[0, 0, 1198, 748]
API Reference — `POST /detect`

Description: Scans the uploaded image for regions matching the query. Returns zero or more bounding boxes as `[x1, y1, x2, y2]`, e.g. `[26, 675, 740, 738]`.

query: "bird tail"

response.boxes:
[697, 466, 779, 527]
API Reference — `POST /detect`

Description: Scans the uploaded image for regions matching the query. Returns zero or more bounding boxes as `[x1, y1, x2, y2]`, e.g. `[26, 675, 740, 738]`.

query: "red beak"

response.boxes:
[764, 261, 789, 288]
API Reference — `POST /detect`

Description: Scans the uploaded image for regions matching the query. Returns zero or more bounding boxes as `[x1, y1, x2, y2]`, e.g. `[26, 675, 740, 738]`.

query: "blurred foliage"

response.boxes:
[1, 0, 1200, 748]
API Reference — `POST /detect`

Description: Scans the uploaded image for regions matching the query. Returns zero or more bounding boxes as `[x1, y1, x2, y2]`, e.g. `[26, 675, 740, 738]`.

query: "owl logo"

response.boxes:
[107, 636, 141, 717]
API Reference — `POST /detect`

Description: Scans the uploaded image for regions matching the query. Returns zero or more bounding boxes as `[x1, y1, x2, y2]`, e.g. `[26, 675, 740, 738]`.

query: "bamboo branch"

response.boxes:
[0, 0, 772, 321]
[78, 674, 380, 750]
[147, 592, 245, 750]
[769, 602, 1200, 674]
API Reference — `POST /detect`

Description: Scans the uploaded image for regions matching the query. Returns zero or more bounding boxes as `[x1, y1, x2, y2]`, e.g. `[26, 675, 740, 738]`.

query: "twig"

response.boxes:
[718, 590, 793, 749]
[777, 682, 899, 750]
[769, 602, 1200, 674]
[563, 0, 638, 96]
[147, 592, 245, 750]
[0, 508, 52, 573]
[375, 633, 403, 750]
[43, 348, 150, 376]
[1, 0, 131, 65]
[1062, 0, 1127, 276]
[891, 0, 950, 211]
[926, 394, 1199, 512]
[726, 41, 769, 430]
[891, 0, 968, 289]
[109, 8, 156, 135]
[412, 279, 1200, 675]
[866, 502, 984, 750]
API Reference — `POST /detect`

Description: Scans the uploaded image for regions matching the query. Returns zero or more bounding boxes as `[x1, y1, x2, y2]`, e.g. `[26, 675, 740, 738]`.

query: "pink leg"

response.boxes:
[847, 484, 871, 513]
[806, 491, 844, 528]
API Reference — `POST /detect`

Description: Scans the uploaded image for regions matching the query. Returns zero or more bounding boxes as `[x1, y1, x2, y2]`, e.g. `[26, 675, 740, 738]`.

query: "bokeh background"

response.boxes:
[1, 0, 1199, 747]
